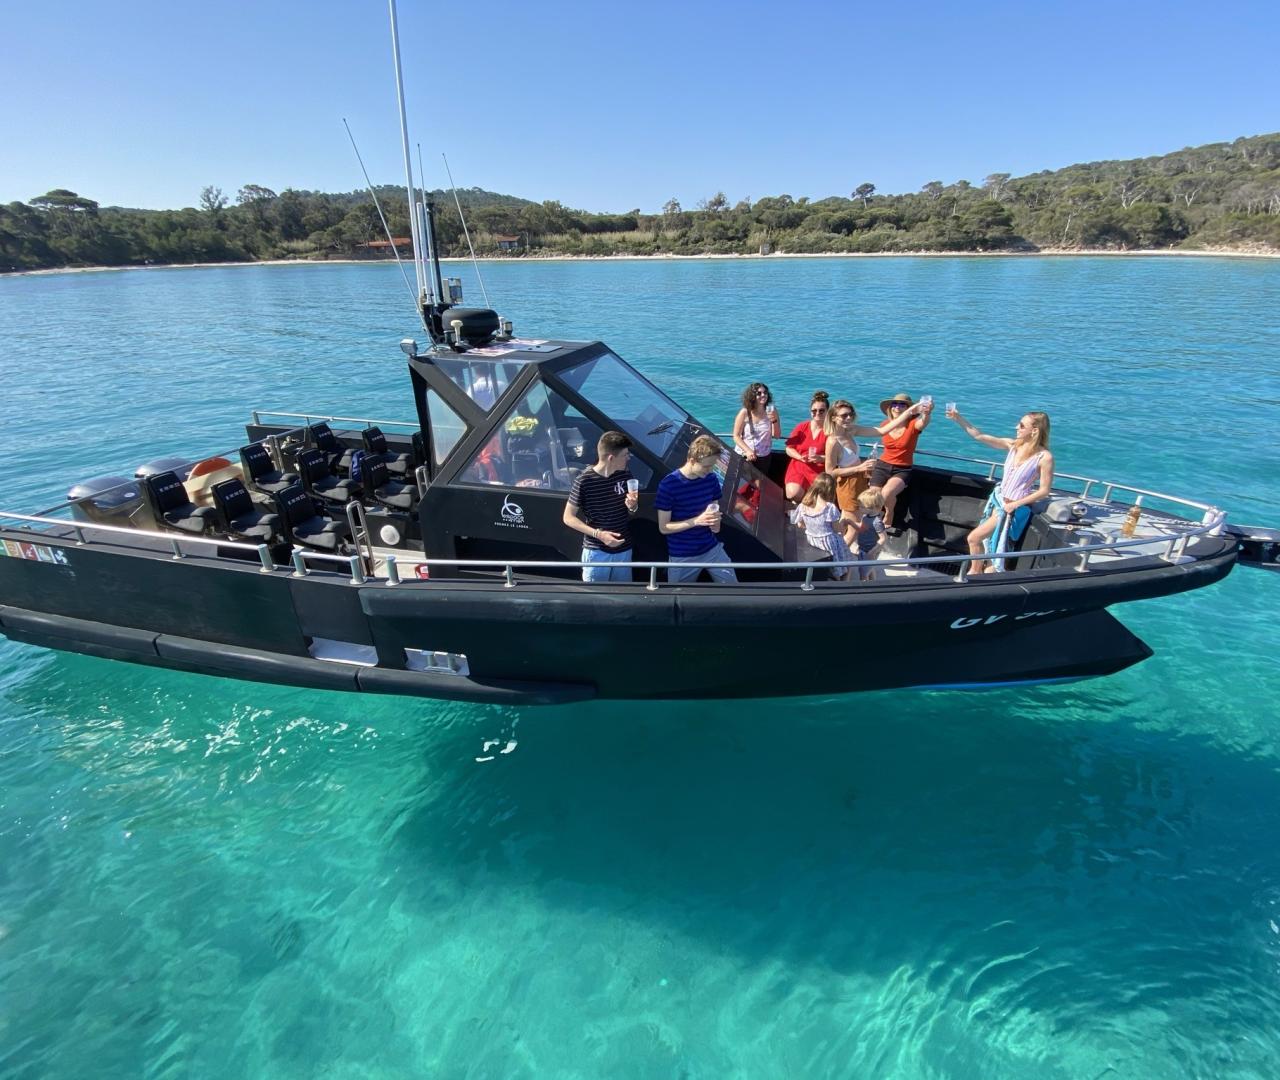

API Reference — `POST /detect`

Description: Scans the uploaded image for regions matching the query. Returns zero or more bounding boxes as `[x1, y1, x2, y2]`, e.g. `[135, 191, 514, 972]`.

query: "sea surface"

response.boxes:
[1, 256, 1278, 1079]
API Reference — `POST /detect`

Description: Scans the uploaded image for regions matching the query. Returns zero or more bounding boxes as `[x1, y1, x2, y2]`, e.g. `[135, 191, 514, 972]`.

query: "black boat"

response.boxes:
[1, 268, 1276, 704]
[1, 12, 1275, 705]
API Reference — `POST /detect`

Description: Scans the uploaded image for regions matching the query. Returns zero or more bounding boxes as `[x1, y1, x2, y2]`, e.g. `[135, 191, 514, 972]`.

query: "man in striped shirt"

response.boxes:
[655, 434, 738, 583]
[563, 431, 640, 582]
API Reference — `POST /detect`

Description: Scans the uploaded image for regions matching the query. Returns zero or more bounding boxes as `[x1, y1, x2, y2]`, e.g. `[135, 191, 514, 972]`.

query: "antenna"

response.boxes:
[342, 118, 420, 319]
[442, 152, 492, 309]
[387, 0, 427, 307]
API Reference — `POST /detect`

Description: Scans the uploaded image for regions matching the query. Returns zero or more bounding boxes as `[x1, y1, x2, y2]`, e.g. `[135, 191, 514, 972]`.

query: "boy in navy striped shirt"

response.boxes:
[655, 434, 738, 583]
[563, 431, 639, 581]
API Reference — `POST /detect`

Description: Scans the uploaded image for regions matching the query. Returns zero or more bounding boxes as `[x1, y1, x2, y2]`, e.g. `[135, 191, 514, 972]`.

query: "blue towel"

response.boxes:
[981, 489, 1032, 559]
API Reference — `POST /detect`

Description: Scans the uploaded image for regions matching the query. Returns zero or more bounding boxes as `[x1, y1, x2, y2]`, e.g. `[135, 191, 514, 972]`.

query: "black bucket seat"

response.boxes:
[297, 448, 361, 510]
[361, 425, 414, 478]
[140, 470, 217, 535]
[273, 484, 353, 552]
[362, 456, 416, 511]
[211, 478, 282, 544]
[240, 442, 299, 497]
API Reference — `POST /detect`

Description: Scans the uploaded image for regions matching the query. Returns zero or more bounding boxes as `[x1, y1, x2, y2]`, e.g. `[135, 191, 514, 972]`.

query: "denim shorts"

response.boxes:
[581, 545, 633, 582]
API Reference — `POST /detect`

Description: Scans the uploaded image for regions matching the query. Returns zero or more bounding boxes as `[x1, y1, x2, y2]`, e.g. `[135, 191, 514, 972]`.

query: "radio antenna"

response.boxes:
[342, 118, 420, 318]
[442, 152, 492, 308]
[387, 0, 428, 307]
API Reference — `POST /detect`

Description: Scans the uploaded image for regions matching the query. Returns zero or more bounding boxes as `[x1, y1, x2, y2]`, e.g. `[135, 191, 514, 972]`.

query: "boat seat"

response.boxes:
[362, 456, 416, 511]
[362, 425, 413, 477]
[274, 484, 353, 553]
[306, 422, 353, 475]
[297, 448, 361, 510]
[210, 478, 282, 544]
[140, 470, 218, 535]
[240, 442, 299, 497]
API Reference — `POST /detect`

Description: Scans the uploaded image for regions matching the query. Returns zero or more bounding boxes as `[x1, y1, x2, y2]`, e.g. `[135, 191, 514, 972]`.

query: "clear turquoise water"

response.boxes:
[1, 257, 1278, 1078]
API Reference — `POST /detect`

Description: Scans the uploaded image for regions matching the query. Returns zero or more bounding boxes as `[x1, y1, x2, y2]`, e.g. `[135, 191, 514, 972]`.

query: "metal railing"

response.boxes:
[2, 435, 1231, 592]
[250, 410, 420, 431]
[0, 510, 366, 581]
[0, 504, 1229, 592]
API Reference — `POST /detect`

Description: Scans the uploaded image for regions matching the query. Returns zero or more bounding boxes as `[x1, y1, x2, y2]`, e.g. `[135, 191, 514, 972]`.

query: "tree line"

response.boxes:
[3, 132, 1277, 271]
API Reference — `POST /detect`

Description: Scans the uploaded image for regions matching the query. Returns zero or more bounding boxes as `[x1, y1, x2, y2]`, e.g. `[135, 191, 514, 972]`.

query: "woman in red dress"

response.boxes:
[783, 390, 830, 500]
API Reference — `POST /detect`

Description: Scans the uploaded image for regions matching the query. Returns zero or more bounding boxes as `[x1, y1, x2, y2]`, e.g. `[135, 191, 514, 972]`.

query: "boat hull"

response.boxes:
[0, 533, 1237, 702]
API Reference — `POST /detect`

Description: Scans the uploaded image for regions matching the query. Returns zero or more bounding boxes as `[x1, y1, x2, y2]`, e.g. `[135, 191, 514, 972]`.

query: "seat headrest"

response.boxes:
[211, 478, 253, 521]
[240, 443, 271, 477]
[274, 484, 316, 526]
[309, 423, 339, 452]
[364, 456, 390, 488]
[144, 471, 189, 513]
[363, 426, 388, 454]
[296, 448, 327, 483]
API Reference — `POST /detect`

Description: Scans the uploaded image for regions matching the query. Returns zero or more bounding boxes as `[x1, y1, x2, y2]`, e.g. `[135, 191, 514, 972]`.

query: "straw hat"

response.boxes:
[879, 392, 914, 415]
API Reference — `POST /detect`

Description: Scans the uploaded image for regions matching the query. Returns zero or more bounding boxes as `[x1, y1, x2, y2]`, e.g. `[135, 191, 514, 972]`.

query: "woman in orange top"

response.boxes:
[868, 392, 932, 533]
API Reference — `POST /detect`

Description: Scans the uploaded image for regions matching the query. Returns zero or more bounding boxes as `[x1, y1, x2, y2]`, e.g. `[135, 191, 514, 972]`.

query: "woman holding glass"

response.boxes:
[946, 406, 1055, 574]
[732, 381, 781, 477]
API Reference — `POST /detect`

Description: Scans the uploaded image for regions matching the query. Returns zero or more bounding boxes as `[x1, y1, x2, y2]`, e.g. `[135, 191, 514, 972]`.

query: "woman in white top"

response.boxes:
[732, 381, 781, 476]
[823, 399, 880, 516]
[947, 407, 1055, 574]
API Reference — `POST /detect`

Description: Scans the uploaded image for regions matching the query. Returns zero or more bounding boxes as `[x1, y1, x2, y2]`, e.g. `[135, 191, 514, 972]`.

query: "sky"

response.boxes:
[3, 0, 1278, 214]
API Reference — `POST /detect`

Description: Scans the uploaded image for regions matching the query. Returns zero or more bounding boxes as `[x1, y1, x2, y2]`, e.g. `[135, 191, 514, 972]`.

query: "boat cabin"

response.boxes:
[249, 337, 805, 579]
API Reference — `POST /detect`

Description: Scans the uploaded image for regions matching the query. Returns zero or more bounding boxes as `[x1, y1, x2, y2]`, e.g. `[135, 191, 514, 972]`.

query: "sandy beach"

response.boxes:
[4, 246, 1277, 278]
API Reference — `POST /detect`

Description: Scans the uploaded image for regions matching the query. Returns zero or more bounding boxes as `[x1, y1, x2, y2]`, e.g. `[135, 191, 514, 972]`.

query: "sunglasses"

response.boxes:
[835, 411, 854, 420]
[889, 403, 908, 410]
[811, 407, 827, 415]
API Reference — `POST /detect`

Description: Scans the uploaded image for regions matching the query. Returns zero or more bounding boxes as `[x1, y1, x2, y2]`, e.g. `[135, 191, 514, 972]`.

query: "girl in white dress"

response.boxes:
[789, 472, 856, 580]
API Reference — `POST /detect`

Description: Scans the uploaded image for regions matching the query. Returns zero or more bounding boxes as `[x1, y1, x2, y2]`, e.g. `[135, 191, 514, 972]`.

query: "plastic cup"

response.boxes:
[946, 401, 956, 417]
[920, 395, 933, 411]
[626, 478, 639, 494]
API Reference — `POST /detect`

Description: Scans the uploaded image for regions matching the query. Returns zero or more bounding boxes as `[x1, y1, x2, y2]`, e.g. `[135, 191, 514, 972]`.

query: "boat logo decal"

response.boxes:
[1, 540, 70, 566]
[950, 609, 1061, 630]
[496, 496, 529, 530]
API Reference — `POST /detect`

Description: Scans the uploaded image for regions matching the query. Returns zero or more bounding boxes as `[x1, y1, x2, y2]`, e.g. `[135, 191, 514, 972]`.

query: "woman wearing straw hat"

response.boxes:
[868, 392, 931, 533]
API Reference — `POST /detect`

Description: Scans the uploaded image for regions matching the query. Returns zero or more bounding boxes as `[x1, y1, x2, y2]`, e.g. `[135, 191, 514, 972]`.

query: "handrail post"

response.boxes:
[291, 551, 308, 577]
[1076, 544, 1091, 573]
[74, 526, 86, 545]
[348, 554, 366, 584]
[1101, 484, 1114, 502]
[954, 559, 969, 583]
[257, 544, 274, 572]
[385, 554, 400, 585]
[647, 566, 658, 591]
[504, 564, 516, 588]
[169, 538, 184, 559]
[801, 567, 815, 592]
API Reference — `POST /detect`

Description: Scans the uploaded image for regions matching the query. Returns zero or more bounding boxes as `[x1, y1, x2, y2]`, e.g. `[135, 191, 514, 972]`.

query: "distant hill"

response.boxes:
[3, 134, 1277, 271]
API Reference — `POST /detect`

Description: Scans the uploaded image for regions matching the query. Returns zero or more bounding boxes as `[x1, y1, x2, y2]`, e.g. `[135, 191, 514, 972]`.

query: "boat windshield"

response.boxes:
[434, 356, 527, 411]
[558, 351, 692, 459]
[461, 378, 654, 491]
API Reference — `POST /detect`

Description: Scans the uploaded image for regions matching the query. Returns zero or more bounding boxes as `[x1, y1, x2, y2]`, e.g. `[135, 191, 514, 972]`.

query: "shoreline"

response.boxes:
[4, 246, 1277, 277]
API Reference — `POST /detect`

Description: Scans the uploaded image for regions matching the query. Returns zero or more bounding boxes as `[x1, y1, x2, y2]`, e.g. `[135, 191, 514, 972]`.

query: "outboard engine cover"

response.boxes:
[67, 475, 143, 524]
[135, 456, 193, 481]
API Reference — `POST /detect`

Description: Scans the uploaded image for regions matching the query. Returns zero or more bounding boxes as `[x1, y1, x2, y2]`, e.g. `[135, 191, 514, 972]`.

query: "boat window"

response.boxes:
[729, 461, 767, 536]
[433, 357, 526, 411]
[558, 351, 692, 459]
[425, 389, 467, 465]
[461, 378, 653, 490]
